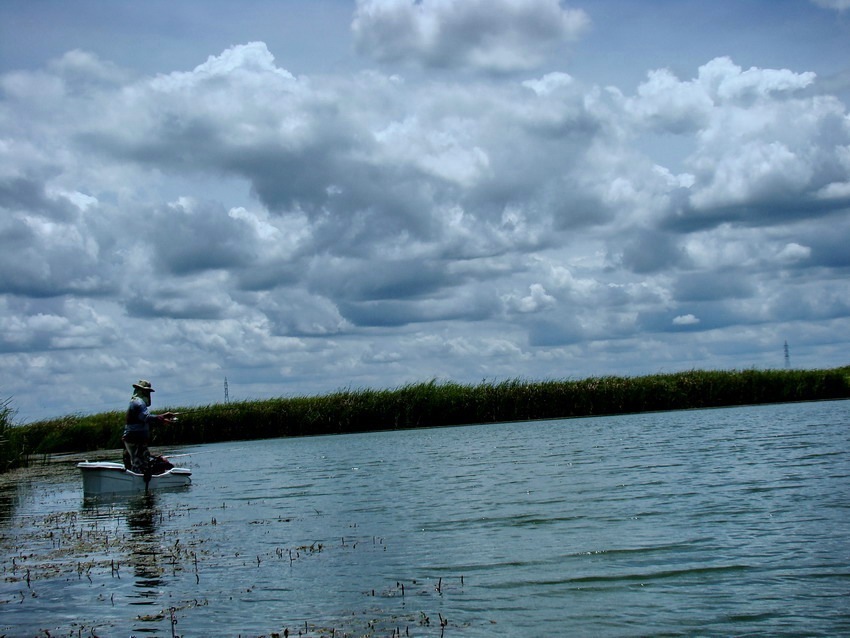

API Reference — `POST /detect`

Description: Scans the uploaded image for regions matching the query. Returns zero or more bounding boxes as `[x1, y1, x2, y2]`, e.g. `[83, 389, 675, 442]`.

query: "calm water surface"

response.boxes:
[1, 400, 849, 636]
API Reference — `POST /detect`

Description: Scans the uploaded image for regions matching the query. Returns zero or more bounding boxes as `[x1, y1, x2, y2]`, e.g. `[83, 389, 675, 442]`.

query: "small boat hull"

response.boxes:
[77, 461, 192, 495]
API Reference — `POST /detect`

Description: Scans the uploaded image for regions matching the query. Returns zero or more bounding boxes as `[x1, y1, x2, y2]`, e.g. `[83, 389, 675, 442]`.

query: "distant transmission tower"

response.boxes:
[224, 377, 230, 403]
[784, 341, 790, 369]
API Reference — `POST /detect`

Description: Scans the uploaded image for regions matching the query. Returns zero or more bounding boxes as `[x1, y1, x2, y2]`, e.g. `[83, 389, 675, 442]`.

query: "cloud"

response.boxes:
[1, 25, 849, 421]
[5, 47, 847, 294]
[618, 228, 688, 274]
[255, 288, 349, 337]
[776, 242, 811, 263]
[73, 41, 625, 260]
[150, 197, 258, 276]
[352, 0, 589, 72]
[0, 175, 79, 222]
[673, 314, 700, 326]
[0, 190, 116, 298]
[340, 295, 495, 328]
[503, 283, 557, 313]
[616, 58, 850, 231]
[0, 298, 118, 354]
[673, 272, 754, 303]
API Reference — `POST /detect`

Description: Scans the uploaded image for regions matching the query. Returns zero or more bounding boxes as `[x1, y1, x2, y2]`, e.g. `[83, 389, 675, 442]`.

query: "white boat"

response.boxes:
[77, 460, 192, 495]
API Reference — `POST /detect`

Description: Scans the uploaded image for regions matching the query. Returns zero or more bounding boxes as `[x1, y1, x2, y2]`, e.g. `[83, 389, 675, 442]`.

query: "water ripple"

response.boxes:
[1, 400, 849, 637]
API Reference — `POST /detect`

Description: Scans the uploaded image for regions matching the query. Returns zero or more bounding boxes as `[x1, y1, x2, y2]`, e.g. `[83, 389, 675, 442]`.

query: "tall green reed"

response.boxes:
[9, 366, 850, 460]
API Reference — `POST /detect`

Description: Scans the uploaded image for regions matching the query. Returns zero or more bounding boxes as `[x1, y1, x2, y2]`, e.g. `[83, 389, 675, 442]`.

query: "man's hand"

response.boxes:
[160, 412, 177, 423]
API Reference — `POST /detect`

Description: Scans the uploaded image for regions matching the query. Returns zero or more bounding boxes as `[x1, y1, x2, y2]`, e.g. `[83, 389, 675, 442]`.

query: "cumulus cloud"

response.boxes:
[150, 198, 259, 276]
[352, 0, 589, 72]
[0, 297, 118, 354]
[0, 186, 116, 297]
[503, 283, 557, 313]
[1, 24, 849, 421]
[616, 57, 850, 231]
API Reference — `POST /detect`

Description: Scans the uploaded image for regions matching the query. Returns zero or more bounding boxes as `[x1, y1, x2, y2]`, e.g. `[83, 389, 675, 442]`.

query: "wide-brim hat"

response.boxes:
[132, 380, 155, 392]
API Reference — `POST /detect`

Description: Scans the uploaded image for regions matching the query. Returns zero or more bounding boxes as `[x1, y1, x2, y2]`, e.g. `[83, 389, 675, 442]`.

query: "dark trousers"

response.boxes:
[122, 431, 151, 474]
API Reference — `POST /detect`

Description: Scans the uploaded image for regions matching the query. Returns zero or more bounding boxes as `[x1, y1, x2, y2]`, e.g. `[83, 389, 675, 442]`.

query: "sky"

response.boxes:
[1, 0, 849, 423]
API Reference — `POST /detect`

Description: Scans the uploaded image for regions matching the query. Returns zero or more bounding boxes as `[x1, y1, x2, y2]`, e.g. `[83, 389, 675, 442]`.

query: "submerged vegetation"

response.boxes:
[3, 366, 849, 469]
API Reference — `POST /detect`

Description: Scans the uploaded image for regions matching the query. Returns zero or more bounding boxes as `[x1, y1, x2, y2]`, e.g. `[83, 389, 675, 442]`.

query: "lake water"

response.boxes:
[1, 400, 849, 637]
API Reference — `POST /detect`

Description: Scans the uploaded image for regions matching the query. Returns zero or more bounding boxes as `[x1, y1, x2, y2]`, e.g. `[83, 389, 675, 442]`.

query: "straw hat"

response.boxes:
[132, 380, 155, 392]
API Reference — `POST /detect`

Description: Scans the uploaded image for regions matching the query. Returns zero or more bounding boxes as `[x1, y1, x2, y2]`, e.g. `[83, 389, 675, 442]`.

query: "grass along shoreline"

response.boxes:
[3, 366, 849, 470]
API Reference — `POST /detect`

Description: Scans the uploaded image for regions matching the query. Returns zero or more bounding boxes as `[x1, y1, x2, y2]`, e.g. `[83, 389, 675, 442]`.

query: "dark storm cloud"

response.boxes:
[0, 211, 115, 298]
[527, 314, 587, 347]
[806, 229, 850, 269]
[662, 193, 850, 233]
[150, 198, 258, 276]
[232, 260, 300, 292]
[618, 229, 687, 274]
[310, 258, 449, 303]
[0, 175, 78, 221]
[673, 271, 755, 303]
[340, 291, 498, 328]
[124, 291, 226, 320]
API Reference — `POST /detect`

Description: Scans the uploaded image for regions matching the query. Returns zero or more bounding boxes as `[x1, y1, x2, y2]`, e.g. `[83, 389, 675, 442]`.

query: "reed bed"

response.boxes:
[4, 367, 849, 465]
[0, 396, 17, 472]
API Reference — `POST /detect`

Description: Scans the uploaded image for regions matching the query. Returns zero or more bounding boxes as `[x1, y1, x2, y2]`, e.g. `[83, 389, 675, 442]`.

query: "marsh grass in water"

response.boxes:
[6, 367, 850, 463]
[1, 485, 461, 637]
[0, 396, 19, 472]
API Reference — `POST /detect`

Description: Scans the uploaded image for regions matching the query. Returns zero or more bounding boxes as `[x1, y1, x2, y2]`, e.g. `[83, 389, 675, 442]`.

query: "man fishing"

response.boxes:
[123, 379, 176, 474]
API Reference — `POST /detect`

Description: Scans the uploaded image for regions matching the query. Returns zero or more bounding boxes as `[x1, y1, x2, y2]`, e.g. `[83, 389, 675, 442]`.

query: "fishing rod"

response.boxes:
[163, 406, 241, 422]
[162, 409, 205, 422]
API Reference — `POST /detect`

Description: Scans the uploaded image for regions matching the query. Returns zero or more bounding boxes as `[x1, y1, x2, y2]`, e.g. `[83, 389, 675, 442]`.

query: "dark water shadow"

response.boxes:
[79, 486, 193, 634]
[81, 492, 169, 609]
[0, 458, 79, 525]
[0, 484, 17, 525]
[125, 493, 165, 596]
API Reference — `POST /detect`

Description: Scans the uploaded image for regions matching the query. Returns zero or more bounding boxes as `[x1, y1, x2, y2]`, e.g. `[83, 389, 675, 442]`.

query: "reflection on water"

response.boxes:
[126, 494, 166, 601]
[0, 484, 16, 524]
[77, 490, 188, 634]
[0, 460, 74, 525]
